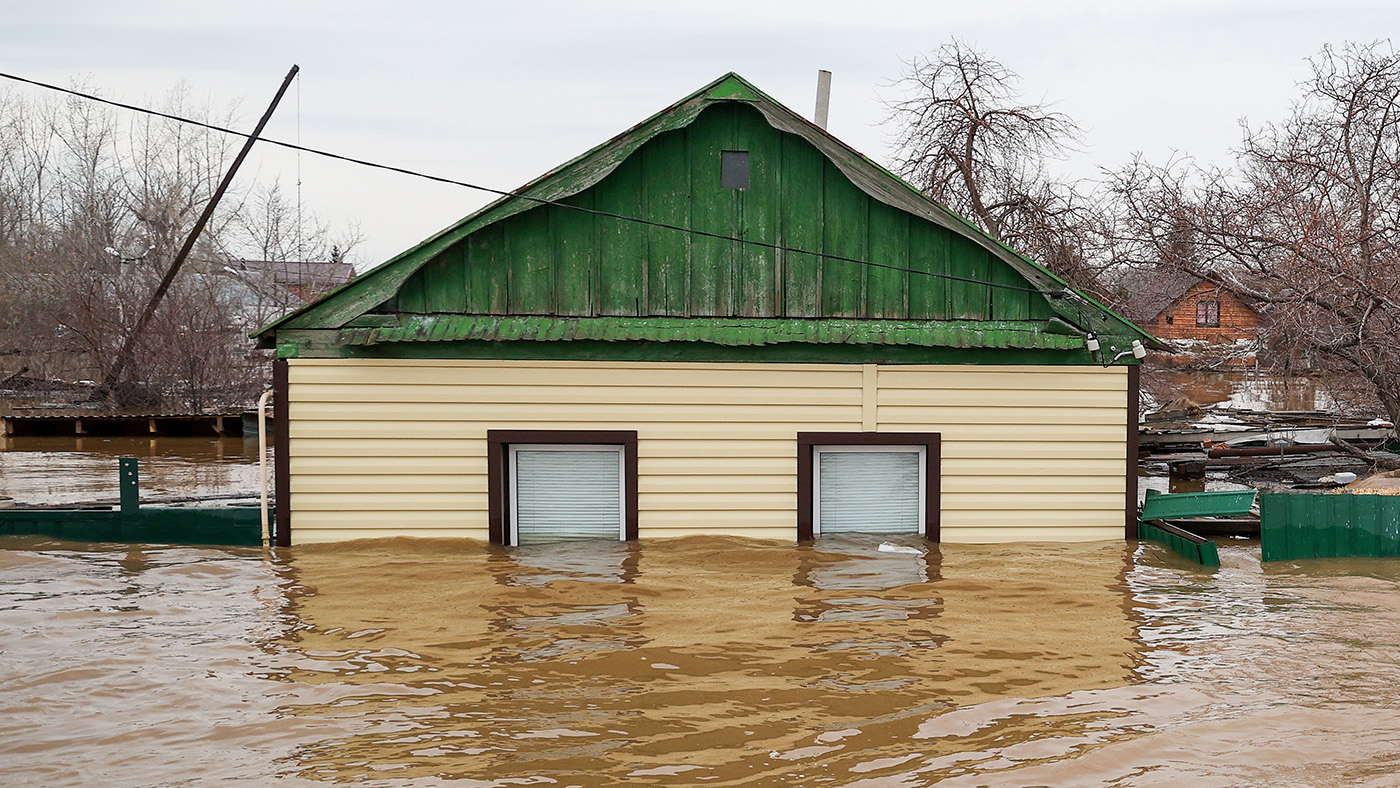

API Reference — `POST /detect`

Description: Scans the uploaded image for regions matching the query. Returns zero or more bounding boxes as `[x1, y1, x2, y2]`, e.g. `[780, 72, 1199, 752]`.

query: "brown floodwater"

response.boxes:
[0, 436, 260, 505]
[4, 534, 1400, 787]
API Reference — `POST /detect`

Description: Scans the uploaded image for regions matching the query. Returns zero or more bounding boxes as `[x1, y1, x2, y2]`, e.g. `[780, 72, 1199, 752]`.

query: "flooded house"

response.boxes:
[255, 73, 1158, 547]
[1130, 272, 1261, 368]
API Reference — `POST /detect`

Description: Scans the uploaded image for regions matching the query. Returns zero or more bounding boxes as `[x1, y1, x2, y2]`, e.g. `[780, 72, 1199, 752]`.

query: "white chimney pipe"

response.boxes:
[814, 70, 832, 129]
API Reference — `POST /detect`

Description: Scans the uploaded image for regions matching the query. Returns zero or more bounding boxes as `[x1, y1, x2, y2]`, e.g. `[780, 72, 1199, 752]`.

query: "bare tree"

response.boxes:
[886, 39, 1109, 292]
[1110, 42, 1400, 421]
[0, 82, 357, 412]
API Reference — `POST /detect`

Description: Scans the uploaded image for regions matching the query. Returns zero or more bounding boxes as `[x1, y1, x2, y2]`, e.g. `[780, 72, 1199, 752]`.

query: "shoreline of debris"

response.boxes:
[1141, 397, 1400, 495]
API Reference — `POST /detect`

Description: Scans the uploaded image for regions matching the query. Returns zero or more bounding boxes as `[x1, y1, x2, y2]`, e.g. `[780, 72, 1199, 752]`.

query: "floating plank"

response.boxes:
[1141, 488, 1256, 520]
[1137, 520, 1221, 567]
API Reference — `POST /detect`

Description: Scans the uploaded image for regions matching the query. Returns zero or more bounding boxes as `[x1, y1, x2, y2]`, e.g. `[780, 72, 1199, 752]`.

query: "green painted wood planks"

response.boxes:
[387, 103, 1061, 326]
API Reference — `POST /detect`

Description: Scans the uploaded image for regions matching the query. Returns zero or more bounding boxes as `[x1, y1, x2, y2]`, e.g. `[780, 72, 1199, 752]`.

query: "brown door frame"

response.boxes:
[1126, 365, 1141, 540]
[797, 431, 942, 542]
[273, 359, 291, 547]
[487, 429, 640, 546]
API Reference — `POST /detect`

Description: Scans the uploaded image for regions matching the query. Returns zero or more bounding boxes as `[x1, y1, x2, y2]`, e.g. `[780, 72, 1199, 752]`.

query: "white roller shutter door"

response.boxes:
[510, 445, 624, 544]
[814, 447, 923, 535]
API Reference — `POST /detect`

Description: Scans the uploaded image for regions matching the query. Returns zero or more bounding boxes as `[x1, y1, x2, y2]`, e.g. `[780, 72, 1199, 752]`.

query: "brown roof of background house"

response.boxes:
[1118, 267, 1204, 323]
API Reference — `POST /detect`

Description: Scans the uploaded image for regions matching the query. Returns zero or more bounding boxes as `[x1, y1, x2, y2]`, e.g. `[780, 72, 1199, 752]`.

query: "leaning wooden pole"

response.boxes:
[103, 64, 300, 394]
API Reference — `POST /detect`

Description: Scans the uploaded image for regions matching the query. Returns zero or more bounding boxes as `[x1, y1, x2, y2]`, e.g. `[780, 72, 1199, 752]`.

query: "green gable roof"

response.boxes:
[260, 73, 1155, 361]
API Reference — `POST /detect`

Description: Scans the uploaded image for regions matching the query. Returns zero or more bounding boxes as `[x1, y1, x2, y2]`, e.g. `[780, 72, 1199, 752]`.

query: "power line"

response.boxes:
[0, 68, 1065, 298]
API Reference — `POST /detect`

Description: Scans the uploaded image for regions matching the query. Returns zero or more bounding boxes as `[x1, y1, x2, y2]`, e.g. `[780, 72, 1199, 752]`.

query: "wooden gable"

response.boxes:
[388, 101, 1057, 324]
[1148, 281, 1260, 343]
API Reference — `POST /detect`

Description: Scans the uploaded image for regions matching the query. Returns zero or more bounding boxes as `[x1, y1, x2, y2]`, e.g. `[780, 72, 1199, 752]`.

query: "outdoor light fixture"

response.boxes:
[1085, 333, 1101, 352]
[1107, 339, 1148, 365]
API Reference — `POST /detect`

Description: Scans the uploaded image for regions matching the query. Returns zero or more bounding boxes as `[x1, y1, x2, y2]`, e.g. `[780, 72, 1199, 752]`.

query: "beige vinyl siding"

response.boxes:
[286, 359, 1127, 544]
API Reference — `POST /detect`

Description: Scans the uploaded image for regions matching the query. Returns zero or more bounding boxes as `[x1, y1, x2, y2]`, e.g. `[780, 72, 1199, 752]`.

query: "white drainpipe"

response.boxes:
[257, 388, 273, 549]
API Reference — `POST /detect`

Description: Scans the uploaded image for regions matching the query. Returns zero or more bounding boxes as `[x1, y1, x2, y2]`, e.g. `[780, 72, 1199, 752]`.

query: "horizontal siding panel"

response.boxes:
[292, 492, 485, 510]
[644, 440, 798, 458]
[289, 438, 488, 458]
[879, 363, 1131, 377]
[941, 442, 1125, 460]
[943, 458, 1126, 475]
[942, 476, 1124, 494]
[291, 475, 479, 494]
[942, 492, 1124, 509]
[289, 403, 861, 423]
[878, 388, 1127, 408]
[289, 422, 863, 440]
[944, 510, 1124, 528]
[291, 384, 859, 406]
[878, 366, 1126, 389]
[292, 456, 489, 475]
[882, 424, 1126, 442]
[639, 511, 794, 528]
[641, 460, 794, 475]
[943, 509, 1125, 526]
[292, 510, 485, 527]
[877, 405, 1125, 425]
[291, 361, 860, 388]
[641, 456, 795, 475]
[639, 492, 793, 510]
[638, 475, 796, 494]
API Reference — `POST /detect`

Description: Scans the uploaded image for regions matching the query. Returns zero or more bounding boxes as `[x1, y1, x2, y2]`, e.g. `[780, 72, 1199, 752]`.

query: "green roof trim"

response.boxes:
[338, 316, 1088, 351]
[707, 75, 760, 100]
[258, 72, 1157, 352]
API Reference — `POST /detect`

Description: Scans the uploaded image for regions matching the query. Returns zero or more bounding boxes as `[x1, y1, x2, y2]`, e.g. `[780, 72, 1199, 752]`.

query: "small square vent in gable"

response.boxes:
[720, 150, 749, 189]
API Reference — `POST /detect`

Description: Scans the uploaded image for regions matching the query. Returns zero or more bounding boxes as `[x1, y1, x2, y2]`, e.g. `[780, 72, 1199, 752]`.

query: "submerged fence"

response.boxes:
[1137, 520, 1220, 566]
[0, 457, 264, 547]
[1135, 489, 1256, 567]
[1260, 493, 1400, 561]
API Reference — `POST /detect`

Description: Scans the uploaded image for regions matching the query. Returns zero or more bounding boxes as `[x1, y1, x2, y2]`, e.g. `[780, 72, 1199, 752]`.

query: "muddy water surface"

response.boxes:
[3, 535, 1400, 786]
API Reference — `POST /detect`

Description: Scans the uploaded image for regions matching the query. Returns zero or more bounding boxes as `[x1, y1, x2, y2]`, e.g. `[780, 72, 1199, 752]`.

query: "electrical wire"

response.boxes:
[0, 68, 1064, 297]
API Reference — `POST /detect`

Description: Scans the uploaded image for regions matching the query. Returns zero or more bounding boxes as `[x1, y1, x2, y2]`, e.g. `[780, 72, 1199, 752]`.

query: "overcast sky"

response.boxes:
[4, 1, 1397, 267]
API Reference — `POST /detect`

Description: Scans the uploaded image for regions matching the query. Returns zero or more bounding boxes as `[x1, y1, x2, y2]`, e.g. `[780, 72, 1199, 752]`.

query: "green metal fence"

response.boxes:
[1260, 492, 1400, 561]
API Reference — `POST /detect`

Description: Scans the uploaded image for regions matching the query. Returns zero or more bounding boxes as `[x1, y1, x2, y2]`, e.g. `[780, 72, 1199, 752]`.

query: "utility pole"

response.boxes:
[103, 65, 300, 400]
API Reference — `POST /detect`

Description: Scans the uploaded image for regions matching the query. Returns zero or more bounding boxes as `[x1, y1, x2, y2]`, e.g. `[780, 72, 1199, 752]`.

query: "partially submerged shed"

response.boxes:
[257, 73, 1158, 547]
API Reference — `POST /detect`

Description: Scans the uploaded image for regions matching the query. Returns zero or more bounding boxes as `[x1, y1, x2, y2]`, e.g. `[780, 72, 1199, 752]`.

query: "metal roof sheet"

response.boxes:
[338, 316, 1086, 351]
